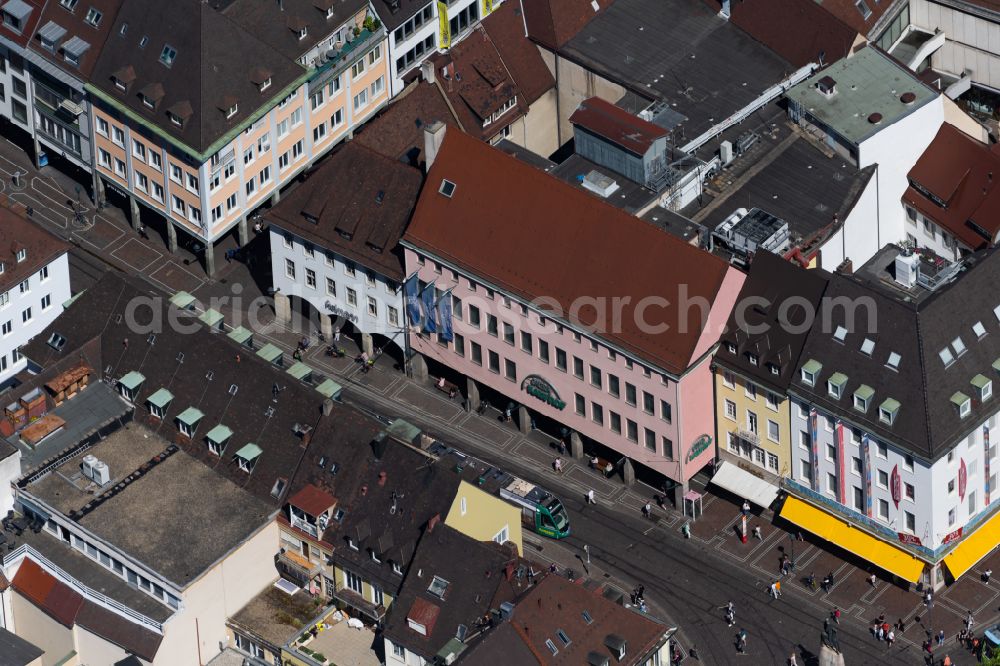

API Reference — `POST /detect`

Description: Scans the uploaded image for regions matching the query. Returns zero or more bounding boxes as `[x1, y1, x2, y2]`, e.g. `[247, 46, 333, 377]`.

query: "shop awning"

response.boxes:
[943, 509, 1000, 581]
[709, 461, 779, 508]
[169, 291, 196, 309]
[315, 378, 342, 399]
[256, 343, 282, 364]
[779, 497, 925, 583]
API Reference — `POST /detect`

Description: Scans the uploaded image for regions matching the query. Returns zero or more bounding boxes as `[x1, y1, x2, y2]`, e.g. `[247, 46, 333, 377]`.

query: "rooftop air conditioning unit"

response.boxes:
[82, 455, 98, 480]
[92, 461, 110, 486]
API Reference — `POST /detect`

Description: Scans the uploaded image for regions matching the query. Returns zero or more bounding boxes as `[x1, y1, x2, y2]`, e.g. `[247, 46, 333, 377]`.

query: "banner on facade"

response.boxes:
[405, 274, 421, 327]
[809, 409, 820, 492]
[835, 421, 845, 504]
[890, 464, 901, 509]
[897, 533, 923, 546]
[942, 527, 963, 544]
[421, 283, 437, 333]
[862, 434, 873, 518]
[959, 458, 967, 501]
[482, 0, 494, 16]
[438, 291, 453, 342]
[437, 1, 450, 48]
[985, 425, 992, 506]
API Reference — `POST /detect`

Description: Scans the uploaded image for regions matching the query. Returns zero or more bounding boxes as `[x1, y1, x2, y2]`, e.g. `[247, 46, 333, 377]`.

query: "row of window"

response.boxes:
[284, 259, 401, 326]
[726, 434, 780, 472]
[439, 330, 675, 458]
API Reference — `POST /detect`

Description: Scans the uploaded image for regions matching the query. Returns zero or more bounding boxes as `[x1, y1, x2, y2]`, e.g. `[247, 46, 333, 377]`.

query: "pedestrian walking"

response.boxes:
[897, 618, 906, 633]
[590, 455, 599, 469]
[887, 629, 895, 647]
[877, 624, 884, 641]
[753, 525, 763, 541]
[938, 629, 946, 646]
[788, 653, 798, 666]
[966, 610, 975, 630]
[984, 568, 992, 584]
[736, 629, 747, 654]
[642, 502, 653, 519]
[25, 205, 33, 217]
[869, 573, 877, 588]
[586, 489, 596, 504]
[924, 590, 933, 606]
[822, 572, 834, 592]
[769, 581, 781, 598]
[553, 457, 563, 473]
[725, 608, 735, 627]
[832, 607, 841, 624]
[942, 655, 952, 666]
[742, 500, 750, 516]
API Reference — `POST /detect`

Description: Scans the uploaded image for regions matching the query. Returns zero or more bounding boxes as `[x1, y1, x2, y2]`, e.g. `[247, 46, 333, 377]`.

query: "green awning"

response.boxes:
[199, 308, 224, 327]
[828, 372, 848, 387]
[146, 388, 174, 409]
[227, 326, 253, 345]
[170, 291, 196, 308]
[972, 374, 991, 389]
[951, 391, 971, 407]
[387, 419, 421, 444]
[802, 359, 822, 375]
[176, 407, 205, 426]
[286, 362, 312, 381]
[205, 424, 233, 445]
[256, 343, 282, 363]
[235, 443, 262, 461]
[854, 384, 875, 401]
[119, 371, 145, 391]
[315, 378, 342, 399]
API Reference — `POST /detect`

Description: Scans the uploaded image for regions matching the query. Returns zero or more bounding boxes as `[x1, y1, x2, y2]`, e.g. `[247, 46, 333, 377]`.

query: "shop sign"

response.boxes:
[959, 458, 967, 501]
[897, 533, 923, 546]
[687, 434, 712, 462]
[942, 527, 963, 545]
[324, 300, 359, 324]
[521, 375, 565, 410]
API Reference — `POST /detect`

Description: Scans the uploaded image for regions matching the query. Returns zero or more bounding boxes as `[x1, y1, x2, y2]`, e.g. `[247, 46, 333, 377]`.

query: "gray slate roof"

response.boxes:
[89, 0, 305, 155]
[791, 246, 1000, 461]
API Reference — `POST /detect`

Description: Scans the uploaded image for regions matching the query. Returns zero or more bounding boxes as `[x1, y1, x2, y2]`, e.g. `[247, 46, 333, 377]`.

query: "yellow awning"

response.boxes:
[943, 510, 1000, 581]
[780, 497, 925, 583]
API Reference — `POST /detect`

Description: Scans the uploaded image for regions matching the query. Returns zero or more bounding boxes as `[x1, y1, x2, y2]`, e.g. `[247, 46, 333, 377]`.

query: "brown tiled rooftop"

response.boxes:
[569, 96, 666, 155]
[403, 129, 732, 375]
[354, 81, 458, 166]
[0, 204, 69, 293]
[482, 2, 555, 106]
[523, 0, 612, 50]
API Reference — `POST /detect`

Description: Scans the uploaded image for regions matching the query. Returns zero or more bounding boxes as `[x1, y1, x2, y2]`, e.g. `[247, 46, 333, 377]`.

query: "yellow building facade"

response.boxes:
[714, 365, 793, 481]
[444, 480, 524, 555]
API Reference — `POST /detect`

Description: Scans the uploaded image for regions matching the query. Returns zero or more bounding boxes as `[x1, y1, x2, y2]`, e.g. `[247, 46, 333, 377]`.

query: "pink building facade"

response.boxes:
[401, 249, 744, 496]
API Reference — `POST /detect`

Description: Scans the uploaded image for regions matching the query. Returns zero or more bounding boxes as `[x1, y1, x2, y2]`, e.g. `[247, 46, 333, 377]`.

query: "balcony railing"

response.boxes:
[278, 549, 321, 577]
[2, 544, 166, 631]
[290, 515, 319, 539]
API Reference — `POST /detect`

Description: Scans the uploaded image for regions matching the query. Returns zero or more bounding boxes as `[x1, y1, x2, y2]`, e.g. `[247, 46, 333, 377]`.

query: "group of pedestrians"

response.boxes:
[870, 618, 895, 646]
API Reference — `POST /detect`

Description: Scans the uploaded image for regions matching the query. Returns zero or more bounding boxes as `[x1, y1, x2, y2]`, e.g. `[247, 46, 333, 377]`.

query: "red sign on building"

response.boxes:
[890, 465, 901, 508]
[959, 458, 967, 501]
[897, 533, 923, 546]
[942, 527, 964, 545]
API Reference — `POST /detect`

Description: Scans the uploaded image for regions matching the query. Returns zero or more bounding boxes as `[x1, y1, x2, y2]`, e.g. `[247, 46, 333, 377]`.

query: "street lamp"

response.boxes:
[788, 532, 796, 573]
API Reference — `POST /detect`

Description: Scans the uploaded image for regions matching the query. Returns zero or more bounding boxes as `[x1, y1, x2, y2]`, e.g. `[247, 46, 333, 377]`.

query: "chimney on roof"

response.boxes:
[378, 471, 387, 486]
[361, 484, 369, 496]
[420, 60, 435, 85]
[424, 121, 447, 174]
[427, 513, 440, 532]
[322, 399, 334, 416]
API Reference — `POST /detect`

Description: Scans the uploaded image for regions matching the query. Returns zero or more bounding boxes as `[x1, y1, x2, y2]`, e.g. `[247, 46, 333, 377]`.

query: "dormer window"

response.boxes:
[205, 424, 232, 455]
[951, 391, 972, 418]
[326, 7, 335, 18]
[234, 443, 262, 472]
[392, 562, 403, 575]
[859, 338, 875, 356]
[974, 321, 987, 339]
[226, 103, 238, 119]
[801, 359, 821, 386]
[940, 347, 955, 367]
[176, 407, 204, 437]
[159, 44, 177, 67]
[747, 353, 758, 366]
[84, 7, 101, 27]
[141, 94, 155, 109]
[952, 336, 967, 357]
[113, 77, 127, 92]
[0, 262, 5, 274]
[15, 248, 26, 262]
[167, 112, 183, 127]
[853, 384, 873, 412]
[427, 575, 449, 599]
[725, 342, 736, 354]
[886, 352, 901, 371]
[973, 374, 993, 402]
[827, 372, 847, 399]
[833, 326, 847, 342]
[768, 363, 780, 376]
[878, 398, 899, 426]
[347, 537, 358, 550]
[296, 27, 307, 40]
[259, 77, 271, 93]
[146, 388, 173, 419]
[60, 0, 79, 10]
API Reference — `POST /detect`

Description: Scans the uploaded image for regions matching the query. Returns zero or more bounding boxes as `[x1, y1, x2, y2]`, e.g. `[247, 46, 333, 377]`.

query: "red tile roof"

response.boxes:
[12, 558, 84, 627]
[903, 122, 1000, 250]
[482, 2, 556, 106]
[287, 484, 337, 517]
[569, 97, 667, 155]
[354, 81, 459, 166]
[524, 0, 613, 50]
[406, 596, 441, 637]
[403, 129, 732, 375]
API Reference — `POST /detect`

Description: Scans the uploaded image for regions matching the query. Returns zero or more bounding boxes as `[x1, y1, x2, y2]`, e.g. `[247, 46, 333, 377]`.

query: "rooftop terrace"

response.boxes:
[25, 421, 276, 588]
[230, 585, 327, 649]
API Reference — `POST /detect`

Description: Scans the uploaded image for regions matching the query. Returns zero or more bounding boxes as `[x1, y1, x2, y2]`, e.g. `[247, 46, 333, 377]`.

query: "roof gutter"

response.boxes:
[84, 69, 312, 164]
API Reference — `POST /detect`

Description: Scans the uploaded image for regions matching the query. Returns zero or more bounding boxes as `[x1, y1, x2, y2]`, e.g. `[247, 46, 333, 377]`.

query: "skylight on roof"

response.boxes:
[428, 575, 450, 599]
[939, 347, 954, 367]
[159, 44, 176, 67]
[833, 326, 847, 342]
[439, 179, 456, 198]
[886, 352, 901, 370]
[974, 321, 987, 339]
[952, 336, 967, 357]
[860, 338, 875, 356]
